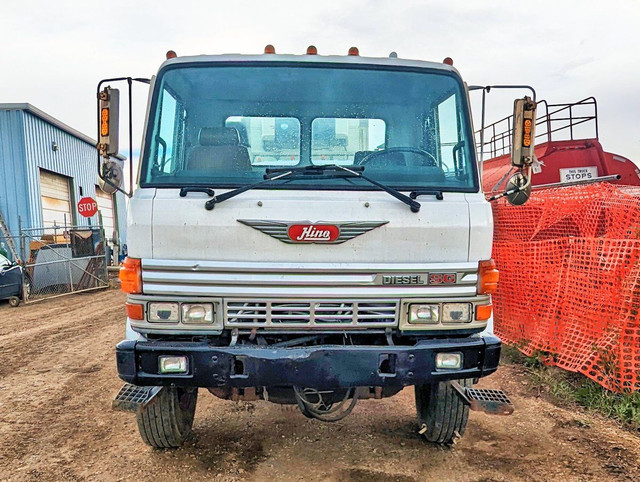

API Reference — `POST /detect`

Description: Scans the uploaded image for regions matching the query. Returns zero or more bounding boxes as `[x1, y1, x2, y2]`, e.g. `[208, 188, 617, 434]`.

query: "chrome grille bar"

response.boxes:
[140, 259, 480, 298]
[225, 299, 399, 328]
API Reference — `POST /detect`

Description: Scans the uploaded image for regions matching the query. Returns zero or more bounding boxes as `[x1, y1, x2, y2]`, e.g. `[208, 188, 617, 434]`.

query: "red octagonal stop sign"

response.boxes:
[77, 197, 98, 218]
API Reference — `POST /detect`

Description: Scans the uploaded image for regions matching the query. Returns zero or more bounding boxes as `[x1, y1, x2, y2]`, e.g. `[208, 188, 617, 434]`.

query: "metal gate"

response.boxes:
[19, 223, 109, 302]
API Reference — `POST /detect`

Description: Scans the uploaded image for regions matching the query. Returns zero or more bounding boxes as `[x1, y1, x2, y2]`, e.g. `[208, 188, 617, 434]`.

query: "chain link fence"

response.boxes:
[1, 224, 110, 303]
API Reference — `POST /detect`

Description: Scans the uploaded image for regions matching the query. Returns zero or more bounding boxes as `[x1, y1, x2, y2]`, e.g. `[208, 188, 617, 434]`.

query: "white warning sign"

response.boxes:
[559, 166, 598, 183]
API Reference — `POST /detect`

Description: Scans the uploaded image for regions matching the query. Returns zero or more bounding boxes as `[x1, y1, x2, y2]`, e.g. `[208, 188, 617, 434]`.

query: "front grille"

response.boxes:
[225, 299, 398, 328]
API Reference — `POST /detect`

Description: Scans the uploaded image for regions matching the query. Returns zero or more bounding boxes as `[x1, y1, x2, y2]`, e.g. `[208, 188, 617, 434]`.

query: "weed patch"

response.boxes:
[501, 345, 640, 430]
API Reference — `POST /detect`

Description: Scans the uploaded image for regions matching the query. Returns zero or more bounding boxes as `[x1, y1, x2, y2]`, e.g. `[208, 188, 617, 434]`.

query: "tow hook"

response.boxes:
[450, 380, 514, 415]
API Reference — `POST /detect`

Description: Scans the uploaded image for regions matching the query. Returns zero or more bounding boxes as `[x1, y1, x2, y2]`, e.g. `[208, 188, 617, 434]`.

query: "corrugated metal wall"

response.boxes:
[23, 111, 103, 228]
[0, 109, 30, 243]
[0, 107, 127, 258]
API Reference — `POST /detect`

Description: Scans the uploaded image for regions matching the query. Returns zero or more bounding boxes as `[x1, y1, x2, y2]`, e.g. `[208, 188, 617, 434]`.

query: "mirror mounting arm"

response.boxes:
[96, 77, 151, 198]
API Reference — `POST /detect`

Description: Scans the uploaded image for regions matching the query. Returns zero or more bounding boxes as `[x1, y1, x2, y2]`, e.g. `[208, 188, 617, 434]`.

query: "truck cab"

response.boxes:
[109, 48, 518, 448]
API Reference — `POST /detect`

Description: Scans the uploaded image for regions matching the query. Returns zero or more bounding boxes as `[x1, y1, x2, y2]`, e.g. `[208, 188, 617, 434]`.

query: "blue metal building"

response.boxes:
[0, 103, 126, 259]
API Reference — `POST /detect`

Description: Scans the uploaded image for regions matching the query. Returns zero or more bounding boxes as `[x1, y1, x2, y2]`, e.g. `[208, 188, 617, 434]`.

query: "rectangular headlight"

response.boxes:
[409, 304, 439, 324]
[442, 303, 472, 323]
[158, 355, 188, 374]
[181, 303, 214, 324]
[148, 302, 180, 322]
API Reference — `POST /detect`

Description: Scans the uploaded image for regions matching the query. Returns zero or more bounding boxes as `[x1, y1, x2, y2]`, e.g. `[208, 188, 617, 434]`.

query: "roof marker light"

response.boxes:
[348, 47, 359, 56]
[443, 57, 454, 66]
[264, 44, 276, 54]
[166, 50, 177, 60]
[306, 45, 318, 55]
[389, 51, 398, 58]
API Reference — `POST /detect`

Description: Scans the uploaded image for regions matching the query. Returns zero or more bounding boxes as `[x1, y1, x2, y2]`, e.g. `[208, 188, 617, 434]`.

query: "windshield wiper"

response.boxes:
[204, 165, 356, 210]
[269, 164, 420, 212]
[333, 165, 421, 213]
[203, 164, 420, 213]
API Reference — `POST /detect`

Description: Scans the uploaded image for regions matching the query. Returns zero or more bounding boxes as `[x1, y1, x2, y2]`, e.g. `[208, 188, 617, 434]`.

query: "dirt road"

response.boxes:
[1, 289, 639, 481]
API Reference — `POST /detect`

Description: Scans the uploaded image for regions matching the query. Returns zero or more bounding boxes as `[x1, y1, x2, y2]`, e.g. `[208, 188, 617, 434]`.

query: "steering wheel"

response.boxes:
[356, 147, 438, 167]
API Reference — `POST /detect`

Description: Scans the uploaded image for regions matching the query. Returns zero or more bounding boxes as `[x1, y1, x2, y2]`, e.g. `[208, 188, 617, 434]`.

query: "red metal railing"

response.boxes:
[477, 97, 599, 159]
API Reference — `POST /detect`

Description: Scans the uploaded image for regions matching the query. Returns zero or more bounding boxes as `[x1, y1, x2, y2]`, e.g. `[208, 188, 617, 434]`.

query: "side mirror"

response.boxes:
[510, 96, 536, 168]
[98, 159, 124, 194]
[98, 87, 120, 159]
[505, 172, 531, 205]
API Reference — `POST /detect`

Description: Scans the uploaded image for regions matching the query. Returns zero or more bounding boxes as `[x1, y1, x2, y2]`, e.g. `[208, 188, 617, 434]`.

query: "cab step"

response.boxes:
[112, 383, 163, 413]
[450, 381, 514, 415]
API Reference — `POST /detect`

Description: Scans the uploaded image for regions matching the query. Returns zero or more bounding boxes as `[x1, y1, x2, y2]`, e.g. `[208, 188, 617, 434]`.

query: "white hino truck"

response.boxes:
[103, 46, 535, 448]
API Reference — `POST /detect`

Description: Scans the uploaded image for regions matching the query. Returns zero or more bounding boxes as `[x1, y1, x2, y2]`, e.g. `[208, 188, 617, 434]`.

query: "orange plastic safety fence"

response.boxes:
[491, 183, 640, 392]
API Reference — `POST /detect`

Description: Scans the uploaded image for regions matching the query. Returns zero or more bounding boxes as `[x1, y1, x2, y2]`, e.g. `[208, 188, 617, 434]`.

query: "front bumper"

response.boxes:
[116, 334, 501, 388]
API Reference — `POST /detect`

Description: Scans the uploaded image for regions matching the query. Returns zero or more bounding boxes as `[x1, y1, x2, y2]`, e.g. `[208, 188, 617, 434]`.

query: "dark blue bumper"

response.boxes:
[116, 334, 501, 389]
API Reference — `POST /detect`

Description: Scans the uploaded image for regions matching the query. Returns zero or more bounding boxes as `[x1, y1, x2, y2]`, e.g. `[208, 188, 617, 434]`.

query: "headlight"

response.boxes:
[182, 303, 214, 324]
[148, 302, 179, 322]
[442, 303, 472, 323]
[408, 304, 439, 324]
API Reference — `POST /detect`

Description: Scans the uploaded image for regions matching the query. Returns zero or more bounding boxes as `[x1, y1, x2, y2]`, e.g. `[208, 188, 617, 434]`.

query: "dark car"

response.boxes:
[0, 253, 29, 307]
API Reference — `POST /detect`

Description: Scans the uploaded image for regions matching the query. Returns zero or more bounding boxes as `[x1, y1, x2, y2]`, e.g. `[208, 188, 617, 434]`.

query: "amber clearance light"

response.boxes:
[100, 108, 109, 137]
[475, 304, 493, 321]
[478, 259, 499, 294]
[119, 257, 142, 294]
[125, 303, 144, 320]
[523, 118, 533, 147]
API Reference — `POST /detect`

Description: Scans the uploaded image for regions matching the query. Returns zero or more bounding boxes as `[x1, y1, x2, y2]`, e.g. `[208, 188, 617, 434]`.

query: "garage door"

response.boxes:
[39, 169, 72, 228]
[95, 187, 116, 243]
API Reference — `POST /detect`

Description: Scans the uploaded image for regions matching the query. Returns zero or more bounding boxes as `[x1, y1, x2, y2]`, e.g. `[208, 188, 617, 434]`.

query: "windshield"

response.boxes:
[141, 63, 478, 192]
[0, 253, 11, 268]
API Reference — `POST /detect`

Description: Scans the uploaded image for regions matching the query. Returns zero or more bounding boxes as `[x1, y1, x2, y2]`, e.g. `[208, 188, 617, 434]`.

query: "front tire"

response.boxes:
[415, 378, 472, 444]
[136, 387, 198, 448]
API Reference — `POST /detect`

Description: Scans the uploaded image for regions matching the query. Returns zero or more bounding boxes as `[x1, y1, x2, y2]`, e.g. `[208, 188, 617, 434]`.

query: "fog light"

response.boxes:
[435, 352, 463, 370]
[159, 356, 188, 374]
[182, 303, 214, 324]
[442, 303, 472, 323]
[409, 304, 439, 324]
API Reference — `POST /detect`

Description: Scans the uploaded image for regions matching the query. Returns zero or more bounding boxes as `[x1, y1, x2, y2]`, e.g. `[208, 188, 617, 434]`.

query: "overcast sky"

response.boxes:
[2, 0, 639, 167]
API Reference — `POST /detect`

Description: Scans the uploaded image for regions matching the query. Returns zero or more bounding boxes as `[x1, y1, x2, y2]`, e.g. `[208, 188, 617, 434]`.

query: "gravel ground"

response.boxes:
[1, 289, 639, 481]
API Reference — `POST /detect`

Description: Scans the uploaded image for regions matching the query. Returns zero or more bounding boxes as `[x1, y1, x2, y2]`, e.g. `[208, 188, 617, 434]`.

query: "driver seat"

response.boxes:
[187, 127, 251, 171]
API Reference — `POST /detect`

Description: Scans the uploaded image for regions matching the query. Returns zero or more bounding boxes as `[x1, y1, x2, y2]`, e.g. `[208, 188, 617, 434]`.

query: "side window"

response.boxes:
[436, 94, 460, 174]
[156, 89, 179, 173]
